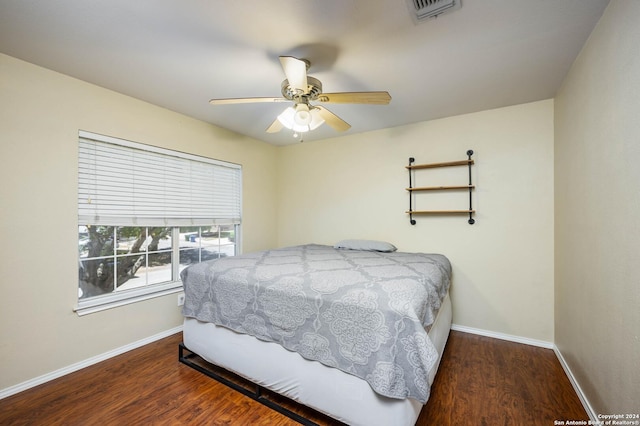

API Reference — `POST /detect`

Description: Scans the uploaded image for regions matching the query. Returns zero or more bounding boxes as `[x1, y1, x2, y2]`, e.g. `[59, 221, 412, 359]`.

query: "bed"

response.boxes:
[180, 242, 452, 426]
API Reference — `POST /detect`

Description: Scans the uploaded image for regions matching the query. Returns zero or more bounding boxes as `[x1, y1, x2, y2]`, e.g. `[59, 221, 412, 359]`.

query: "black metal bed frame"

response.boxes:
[178, 343, 346, 426]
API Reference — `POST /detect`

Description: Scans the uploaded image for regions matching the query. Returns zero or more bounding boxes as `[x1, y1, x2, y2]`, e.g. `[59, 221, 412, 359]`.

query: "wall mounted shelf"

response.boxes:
[406, 150, 476, 225]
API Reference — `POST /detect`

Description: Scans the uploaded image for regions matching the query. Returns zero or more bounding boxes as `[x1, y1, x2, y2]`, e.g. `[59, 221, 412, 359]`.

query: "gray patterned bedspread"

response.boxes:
[181, 244, 451, 403]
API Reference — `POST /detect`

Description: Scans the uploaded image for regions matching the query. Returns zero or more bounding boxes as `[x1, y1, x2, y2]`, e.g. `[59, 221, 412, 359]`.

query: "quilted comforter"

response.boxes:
[181, 244, 451, 403]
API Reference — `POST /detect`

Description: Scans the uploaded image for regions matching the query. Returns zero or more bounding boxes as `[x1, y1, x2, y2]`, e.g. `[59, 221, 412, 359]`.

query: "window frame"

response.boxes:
[75, 131, 242, 316]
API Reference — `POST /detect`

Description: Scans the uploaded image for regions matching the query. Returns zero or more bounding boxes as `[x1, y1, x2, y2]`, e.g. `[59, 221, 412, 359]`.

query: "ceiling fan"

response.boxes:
[209, 56, 391, 135]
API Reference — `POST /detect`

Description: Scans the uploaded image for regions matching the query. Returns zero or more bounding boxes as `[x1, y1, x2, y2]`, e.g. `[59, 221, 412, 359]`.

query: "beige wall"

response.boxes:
[0, 54, 278, 390]
[555, 0, 640, 415]
[277, 99, 555, 342]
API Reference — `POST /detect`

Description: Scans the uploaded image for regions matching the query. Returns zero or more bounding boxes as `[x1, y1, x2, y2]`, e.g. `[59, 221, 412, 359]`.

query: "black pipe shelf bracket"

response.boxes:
[406, 150, 476, 225]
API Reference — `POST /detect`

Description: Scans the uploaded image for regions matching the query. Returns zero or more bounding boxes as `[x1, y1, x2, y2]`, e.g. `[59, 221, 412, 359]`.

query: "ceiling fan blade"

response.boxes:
[317, 91, 391, 105]
[266, 117, 284, 133]
[209, 97, 288, 105]
[315, 106, 351, 132]
[279, 56, 308, 94]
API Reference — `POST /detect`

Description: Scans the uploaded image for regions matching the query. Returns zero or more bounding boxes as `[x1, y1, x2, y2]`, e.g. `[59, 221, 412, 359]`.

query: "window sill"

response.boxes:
[74, 281, 183, 316]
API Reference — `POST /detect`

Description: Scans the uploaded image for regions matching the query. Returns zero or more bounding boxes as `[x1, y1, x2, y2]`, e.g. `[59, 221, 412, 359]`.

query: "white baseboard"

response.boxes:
[450, 323, 595, 421]
[451, 323, 554, 349]
[0, 325, 183, 400]
[553, 345, 598, 422]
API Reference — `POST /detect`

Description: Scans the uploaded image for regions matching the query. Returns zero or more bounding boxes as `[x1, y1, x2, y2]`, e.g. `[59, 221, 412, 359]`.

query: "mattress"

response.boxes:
[182, 291, 451, 426]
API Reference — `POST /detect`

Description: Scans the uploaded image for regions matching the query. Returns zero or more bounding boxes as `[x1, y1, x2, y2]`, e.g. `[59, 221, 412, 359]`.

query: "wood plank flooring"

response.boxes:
[419, 332, 588, 425]
[0, 331, 588, 425]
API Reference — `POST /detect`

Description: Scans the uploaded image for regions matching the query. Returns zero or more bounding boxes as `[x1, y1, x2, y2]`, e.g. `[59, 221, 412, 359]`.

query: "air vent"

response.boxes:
[408, 0, 461, 22]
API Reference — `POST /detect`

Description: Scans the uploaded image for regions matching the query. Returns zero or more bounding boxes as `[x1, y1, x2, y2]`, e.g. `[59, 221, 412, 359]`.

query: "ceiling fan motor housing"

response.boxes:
[281, 76, 323, 102]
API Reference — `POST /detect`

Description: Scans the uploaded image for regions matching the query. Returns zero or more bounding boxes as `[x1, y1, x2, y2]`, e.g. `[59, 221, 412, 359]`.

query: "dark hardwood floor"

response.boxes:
[0, 331, 588, 425]
[418, 332, 588, 425]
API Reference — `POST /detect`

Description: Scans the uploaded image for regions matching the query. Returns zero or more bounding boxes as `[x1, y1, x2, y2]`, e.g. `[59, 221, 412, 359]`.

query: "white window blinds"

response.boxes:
[78, 131, 241, 226]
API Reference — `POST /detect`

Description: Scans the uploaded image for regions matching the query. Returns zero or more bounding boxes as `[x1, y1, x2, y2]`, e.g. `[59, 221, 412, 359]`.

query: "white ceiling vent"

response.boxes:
[407, 0, 462, 23]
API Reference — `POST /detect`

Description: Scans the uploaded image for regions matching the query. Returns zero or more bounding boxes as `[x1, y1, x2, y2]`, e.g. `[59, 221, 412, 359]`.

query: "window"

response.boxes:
[76, 131, 241, 315]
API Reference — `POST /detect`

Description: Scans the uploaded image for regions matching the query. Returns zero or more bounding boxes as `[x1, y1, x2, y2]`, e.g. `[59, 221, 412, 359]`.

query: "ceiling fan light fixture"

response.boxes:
[293, 103, 312, 126]
[277, 105, 325, 133]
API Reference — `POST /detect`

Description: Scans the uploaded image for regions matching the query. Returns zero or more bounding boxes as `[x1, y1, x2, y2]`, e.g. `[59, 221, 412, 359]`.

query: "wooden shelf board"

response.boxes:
[407, 185, 475, 191]
[407, 210, 476, 214]
[406, 159, 474, 170]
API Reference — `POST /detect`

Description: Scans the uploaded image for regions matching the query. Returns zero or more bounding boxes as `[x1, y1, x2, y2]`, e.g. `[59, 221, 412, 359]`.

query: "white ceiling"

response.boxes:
[0, 0, 610, 146]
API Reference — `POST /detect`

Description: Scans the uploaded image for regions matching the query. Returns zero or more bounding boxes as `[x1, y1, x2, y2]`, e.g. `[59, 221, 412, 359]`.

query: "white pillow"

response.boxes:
[333, 239, 397, 252]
